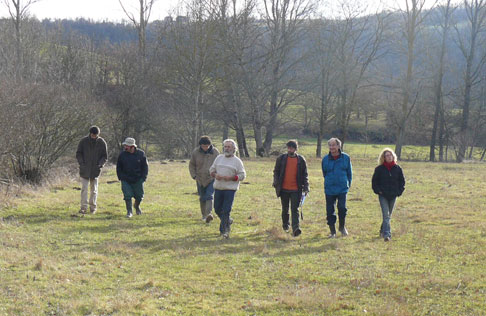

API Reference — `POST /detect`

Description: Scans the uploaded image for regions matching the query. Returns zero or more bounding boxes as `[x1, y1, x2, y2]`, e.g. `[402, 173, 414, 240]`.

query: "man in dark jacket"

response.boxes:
[76, 126, 108, 214]
[189, 136, 220, 223]
[273, 140, 309, 237]
[116, 137, 149, 218]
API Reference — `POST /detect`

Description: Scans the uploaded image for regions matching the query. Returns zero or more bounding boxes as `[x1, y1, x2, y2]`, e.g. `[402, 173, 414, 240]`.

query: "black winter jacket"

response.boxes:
[116, 149, 148, 183]
[371, 164, 405, 199]
[273, 154, 309, 198]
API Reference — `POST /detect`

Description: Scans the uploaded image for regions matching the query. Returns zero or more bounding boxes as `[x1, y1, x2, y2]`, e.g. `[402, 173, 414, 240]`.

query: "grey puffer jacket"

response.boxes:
[76, 135, 108, 179]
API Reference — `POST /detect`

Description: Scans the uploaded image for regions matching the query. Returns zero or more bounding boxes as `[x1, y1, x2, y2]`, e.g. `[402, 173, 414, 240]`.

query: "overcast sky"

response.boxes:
[0, 0, 461, 22]
[0, 0, 176, 22]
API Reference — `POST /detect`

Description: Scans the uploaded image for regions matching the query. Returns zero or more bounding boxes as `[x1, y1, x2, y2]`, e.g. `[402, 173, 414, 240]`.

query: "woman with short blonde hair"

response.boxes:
[371, 148, 405, 241]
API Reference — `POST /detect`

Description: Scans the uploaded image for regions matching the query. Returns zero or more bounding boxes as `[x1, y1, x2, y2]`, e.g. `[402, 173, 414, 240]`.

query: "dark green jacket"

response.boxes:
[76, 135, 108, 179]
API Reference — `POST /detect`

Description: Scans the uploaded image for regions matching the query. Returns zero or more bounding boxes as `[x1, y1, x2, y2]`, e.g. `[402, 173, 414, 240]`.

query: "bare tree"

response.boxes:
[261, 0, 316, 155]
[455, 0, 486, 162]
[394, 0, 437, 159]
[119, 0, 156, 63]
[429, 0, 455, 161]
[2, 0, 41, 82]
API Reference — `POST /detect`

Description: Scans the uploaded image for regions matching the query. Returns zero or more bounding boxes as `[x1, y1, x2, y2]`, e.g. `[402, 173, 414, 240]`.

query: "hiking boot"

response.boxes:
[293, 228, 302, 237]
[205, 213, 214, 223]
[134, 200, 142, 215]
[125, 200, 133, 218]
[339, 226, 348, 237]
[328, 224, 336, 238]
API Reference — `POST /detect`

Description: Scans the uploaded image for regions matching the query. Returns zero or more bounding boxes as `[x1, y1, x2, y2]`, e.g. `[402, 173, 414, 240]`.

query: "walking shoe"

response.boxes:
[134, 200, 142, 215]
[283, 225, 290, 233]
[293, 228, 302, 237]
[339, 226, 348, 237]
[79, 209, 87, 214]
[384, 236, 391, 242]
[328, 233, 336, 239]
[127, 212, 133, 218]
[222, 232, 229, 239]
[90, 209, 97, 214]
[205, 214, 214, 223]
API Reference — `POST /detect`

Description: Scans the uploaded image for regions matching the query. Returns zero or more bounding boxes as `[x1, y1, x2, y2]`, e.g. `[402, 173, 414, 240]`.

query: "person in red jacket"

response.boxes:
[372, 148, 405, 242]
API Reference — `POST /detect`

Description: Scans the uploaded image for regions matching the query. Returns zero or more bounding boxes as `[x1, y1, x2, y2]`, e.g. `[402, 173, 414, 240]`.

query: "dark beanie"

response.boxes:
[199, 136, 212, 145]
[89, 126, 100, 135]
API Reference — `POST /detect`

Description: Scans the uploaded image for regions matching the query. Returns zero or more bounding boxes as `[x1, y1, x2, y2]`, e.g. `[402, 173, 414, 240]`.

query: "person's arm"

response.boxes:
[235, 159, 246, 182]
[98, 139, 108, 167]
[116, 154, 122, 181]
[209, 156, 218, 178]
[273, 156, 281, 187]
[301, 156, 309, 193]
[398, 166, 405, 196]
[347, 157, 353, 188]
[141, 153, 148, 181]
[76, 139, 84, 165]
[321, 157, 327, 177]
[371, 167, 381, 195]
[189, 151, 197, 179]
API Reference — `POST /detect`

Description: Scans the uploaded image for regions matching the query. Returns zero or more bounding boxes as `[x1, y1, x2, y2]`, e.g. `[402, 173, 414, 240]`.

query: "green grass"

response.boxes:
[1, 143, 486, 315]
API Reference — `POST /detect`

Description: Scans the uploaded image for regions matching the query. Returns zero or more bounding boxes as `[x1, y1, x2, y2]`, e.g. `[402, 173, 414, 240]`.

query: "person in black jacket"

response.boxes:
[273, 140, 309, 237]
[116, 137, 149, 218]
[372, 148, 405, 241]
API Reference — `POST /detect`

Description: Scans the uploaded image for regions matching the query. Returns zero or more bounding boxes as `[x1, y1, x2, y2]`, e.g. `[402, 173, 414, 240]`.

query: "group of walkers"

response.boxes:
[76, 126, 405, 241]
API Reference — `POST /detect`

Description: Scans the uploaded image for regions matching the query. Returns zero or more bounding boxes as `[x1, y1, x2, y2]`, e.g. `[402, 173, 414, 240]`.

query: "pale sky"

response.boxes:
[0, 0, 462, 22]
[0, 0, 177, 22]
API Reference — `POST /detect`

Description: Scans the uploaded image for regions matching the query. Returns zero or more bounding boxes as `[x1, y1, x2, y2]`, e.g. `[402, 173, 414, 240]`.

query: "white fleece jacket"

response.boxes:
[209, 154, 246, 191]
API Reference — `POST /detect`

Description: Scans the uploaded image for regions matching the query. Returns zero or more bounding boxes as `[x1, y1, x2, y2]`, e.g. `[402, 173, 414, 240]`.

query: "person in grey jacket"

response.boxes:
[76, 126, 107, 214]
[209, 139, 246, 239]
[189, 136, 220, 223]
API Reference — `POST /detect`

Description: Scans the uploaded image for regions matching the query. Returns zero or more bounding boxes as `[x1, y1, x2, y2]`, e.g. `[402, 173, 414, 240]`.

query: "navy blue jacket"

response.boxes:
[372, 164, 405, 199]
[321, 151, 352, 195]
[116, 149, 148, 183]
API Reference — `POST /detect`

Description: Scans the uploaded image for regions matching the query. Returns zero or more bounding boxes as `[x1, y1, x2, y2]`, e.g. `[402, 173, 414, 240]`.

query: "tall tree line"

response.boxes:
[1, 0, 486, 183]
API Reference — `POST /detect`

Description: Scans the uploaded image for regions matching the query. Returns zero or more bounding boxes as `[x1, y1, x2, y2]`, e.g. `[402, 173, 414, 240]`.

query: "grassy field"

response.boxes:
[1, 143, 486, 315]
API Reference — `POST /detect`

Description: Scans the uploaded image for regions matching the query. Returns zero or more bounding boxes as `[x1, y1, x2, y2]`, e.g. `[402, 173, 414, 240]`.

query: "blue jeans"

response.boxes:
[325, 193, 347, 226]
[379, 195, 396, 238]
[121, 179, 144, 201]
[214, 189, 236, 234]
[197, 180, 214, 202]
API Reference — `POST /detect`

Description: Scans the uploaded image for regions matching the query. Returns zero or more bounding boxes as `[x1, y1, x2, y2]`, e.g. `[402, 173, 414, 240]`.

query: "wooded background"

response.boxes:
[1, 0, 486, 183]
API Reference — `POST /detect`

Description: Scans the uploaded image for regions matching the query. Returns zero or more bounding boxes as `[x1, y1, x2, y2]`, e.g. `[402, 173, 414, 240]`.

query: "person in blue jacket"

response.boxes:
[116, 137, 149, 218]
[321, 138, 352, 238]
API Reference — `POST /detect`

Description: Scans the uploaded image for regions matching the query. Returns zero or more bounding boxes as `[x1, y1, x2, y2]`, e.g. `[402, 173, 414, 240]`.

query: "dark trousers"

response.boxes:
[121, 179, 144, 201]
[214, 189, 236, 234]
[280, 191, 300, 231]
[325, 193, 347, 226]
